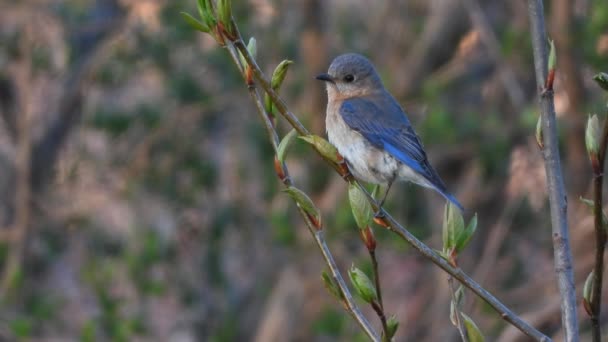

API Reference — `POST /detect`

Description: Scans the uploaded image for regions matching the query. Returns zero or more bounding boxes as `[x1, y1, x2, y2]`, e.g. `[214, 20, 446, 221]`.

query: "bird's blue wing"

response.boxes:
[339, 95, 463, 211]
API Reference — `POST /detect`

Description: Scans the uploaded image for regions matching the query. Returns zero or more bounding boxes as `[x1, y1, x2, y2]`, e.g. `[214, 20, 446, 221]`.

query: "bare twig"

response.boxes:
[526, 1, 579, 340]
[449, 277, 469, 342]
[368, 250, 389, 339]
[230, 31, 551, 341]
[463, 0, 524, 109]
[223, 41, 380, 341]
[590, 114, 608, 341]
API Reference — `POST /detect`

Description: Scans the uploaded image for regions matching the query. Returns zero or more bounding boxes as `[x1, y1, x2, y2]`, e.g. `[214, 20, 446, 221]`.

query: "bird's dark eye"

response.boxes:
[343, 74, 355, 83]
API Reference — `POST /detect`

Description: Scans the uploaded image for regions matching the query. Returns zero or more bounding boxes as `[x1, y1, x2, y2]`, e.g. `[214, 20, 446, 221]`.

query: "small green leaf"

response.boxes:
[196, 0, 206, 20]
[449, 286, 465, 326]
[217, 0, 233, 33]
[180, 12, 209, 33]
[443, 202, 465, 253]
[371, 184, 382, 200]
[586, 114, 601, 157]
[547, 39, 556, 71]
[348, 265, 377, 303]
[348, 183, 372, 229]
[264, 93, 273, 117]
[584, 270, 596, 306]
[386, 315, 399, 339]
[455, 214, 477, 253]
[579, 196, 608, 228]
[461, 313, 485, 342]
[593, 72, 608, 91]
[535, 115, 543, 148]
[265, 60, 293, 115]
[277, 129, 298, 163]
[299, 135, 340, 164]
[246, 37, 257, 60]
[321, 271, 343, 301]
[271, 60, 294, 90]
[284, 186, 322, 227]
[197, 0, 217, 29]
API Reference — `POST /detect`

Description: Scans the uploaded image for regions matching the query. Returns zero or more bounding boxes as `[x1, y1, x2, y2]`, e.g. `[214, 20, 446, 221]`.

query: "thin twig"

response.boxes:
[222, 41, 380, 341]
[369, 250, 389, 339]
[449, 277, 469, 342]
[526, 1, 579, 341]
[231, 32, 551, 341]
[590, 114, 608, 341]
[462, 0, 524, 109]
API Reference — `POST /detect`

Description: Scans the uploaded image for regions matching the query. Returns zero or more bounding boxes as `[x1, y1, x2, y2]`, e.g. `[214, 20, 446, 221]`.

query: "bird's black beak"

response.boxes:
[315, 73, 335, 84]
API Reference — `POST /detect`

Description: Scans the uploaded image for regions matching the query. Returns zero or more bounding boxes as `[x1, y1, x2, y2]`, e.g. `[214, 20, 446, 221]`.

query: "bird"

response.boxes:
[316, 53, 463, 211]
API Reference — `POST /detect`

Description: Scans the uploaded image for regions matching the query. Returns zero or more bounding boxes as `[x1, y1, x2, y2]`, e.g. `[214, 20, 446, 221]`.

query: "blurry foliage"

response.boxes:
[0, 0, 607, 341]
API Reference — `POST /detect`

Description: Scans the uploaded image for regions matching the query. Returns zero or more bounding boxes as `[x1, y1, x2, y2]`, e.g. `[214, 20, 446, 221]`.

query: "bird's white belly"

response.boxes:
[326, 106, 399, 185]
[325, 103, 432, 188]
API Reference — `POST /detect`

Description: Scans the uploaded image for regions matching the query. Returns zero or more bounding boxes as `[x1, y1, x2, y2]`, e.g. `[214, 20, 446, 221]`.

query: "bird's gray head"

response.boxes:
[316, 53, 384, 98]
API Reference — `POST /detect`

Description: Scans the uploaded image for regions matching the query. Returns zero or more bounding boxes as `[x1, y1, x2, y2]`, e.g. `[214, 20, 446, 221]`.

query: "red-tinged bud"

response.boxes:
[274, 156, 285, 181]
[306, 212, 322, 231]
[373, 215, 389, 228]
[213, 25, 226, 46]
[359, 226, 376, 252]
[448, 247, 458, 268]
[245, 66, 254, 86]
[586, 114, 601, 173]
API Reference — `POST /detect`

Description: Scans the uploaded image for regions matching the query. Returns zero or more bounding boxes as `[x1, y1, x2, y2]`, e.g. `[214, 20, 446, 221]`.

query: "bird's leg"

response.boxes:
[375, 174, 397, 220]
[378, 178, 394, 208]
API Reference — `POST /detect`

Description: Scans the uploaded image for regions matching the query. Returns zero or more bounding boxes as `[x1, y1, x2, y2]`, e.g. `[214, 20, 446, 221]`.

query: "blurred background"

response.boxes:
[0, 0, 607, 341]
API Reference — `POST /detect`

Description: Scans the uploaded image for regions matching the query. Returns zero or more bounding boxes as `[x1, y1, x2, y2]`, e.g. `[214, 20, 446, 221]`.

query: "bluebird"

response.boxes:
[316, 53, 463, 211]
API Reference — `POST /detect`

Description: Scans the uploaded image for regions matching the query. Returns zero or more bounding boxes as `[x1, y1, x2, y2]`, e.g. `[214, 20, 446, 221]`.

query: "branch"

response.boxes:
[0, 25, 34, 296]
[590, 113, 608, 341]
[231, 35, 551, 341]
[222, 42, 380, 341]
[526, 1, 579, 340]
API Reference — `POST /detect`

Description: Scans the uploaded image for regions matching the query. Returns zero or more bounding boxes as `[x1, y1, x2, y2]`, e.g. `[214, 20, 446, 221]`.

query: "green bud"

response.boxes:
[246, 37, 257, 60]
[386, 315, 399, 339]
[180, 12, 210, 33]
[583, 270, 596, 316]
[348, 183, 372, 229]
[284, 186, 322, 229]
[455, 214, 477, 253]
[271, 60, 294, 90]
[197, 0, 217, 29]
[217, 0, 233, 35]
[585, 114, 601, 160]
[593, 72, 608, 91]
[265, 60, 293, 115]
[299, 135, 340, 164]
[461, 313, 485, 342]
[443, 202, 465, 253]
[321, 271, 343, 301]
[277, 129, 298, 163]
[535, 115, 544, 149]
[348, 265, 377, 303]
[579, 196, 608, 229]
[547, 39, 556, 72]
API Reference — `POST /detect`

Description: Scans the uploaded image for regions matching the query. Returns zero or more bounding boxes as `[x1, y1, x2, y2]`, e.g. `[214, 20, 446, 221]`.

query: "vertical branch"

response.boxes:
[590, 115, 608, 341]
[222, 42, 380, 342]
[0, 24, 33, 296]
[526, 1, 579, 340]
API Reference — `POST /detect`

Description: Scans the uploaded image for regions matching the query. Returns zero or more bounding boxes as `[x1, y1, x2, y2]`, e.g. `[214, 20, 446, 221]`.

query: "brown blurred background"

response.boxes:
[0, 0, 607, 341]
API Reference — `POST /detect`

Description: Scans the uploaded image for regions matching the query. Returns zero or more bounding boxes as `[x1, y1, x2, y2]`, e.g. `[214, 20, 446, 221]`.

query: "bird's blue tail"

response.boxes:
[435, 188, 464, 212]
